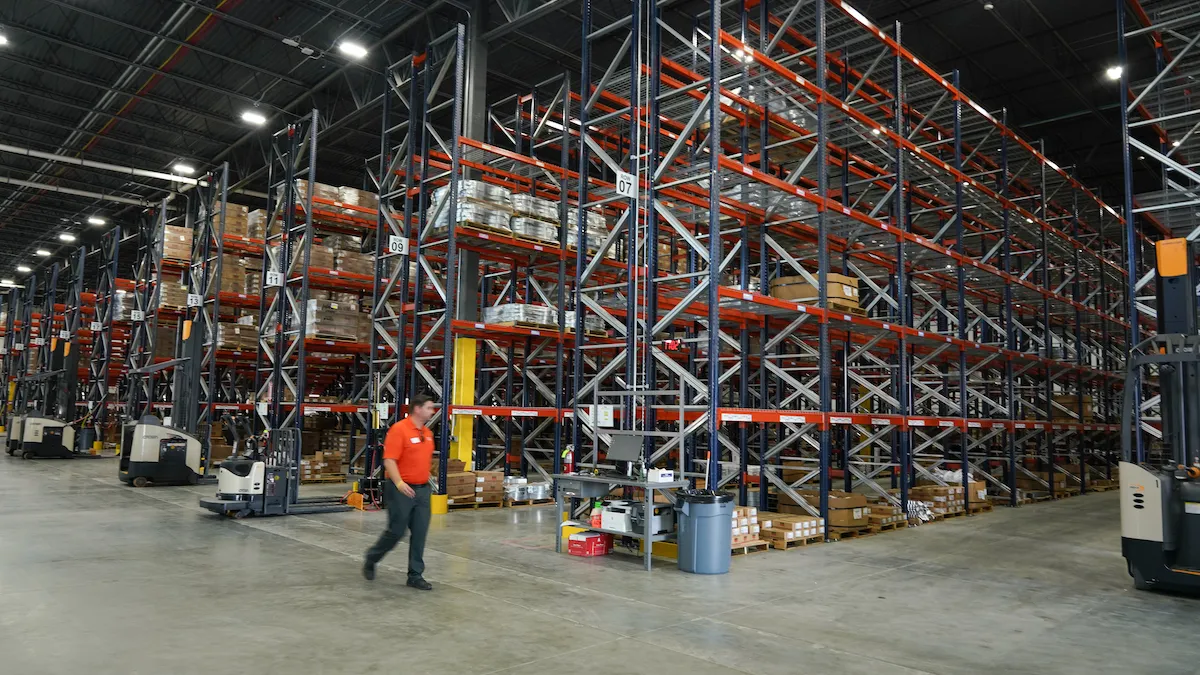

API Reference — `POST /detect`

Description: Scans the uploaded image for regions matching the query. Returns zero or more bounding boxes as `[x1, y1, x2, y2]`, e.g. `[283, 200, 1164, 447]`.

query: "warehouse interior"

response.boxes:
[3, 1, 1200, 673]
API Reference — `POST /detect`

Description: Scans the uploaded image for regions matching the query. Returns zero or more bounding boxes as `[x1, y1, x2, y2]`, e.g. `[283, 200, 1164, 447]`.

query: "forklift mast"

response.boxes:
[1153, 239, 1200, 468]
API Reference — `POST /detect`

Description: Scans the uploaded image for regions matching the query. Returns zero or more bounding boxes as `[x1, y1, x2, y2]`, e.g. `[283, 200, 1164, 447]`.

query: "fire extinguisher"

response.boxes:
[561, 444, 575, 474]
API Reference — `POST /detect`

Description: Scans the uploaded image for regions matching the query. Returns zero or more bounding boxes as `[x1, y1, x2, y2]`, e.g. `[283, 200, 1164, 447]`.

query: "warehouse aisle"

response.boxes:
[1, 457, 1198, 675]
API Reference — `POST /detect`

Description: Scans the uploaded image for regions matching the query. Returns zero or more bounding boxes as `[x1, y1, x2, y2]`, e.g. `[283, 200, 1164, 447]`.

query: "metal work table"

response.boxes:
[553, 472, 689, 571]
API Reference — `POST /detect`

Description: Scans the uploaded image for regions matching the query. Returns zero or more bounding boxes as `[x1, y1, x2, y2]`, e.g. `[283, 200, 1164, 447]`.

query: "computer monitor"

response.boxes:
[605, 434, 645, 464]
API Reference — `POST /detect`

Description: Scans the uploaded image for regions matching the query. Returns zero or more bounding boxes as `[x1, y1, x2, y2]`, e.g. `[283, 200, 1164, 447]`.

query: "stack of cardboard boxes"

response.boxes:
[474, 470, 504, 504]
[162, 225, 192, 262]
[158, 283, 189, 310]
[219, 204, 251, 237]
[769, 271, 860, 312]
[299, 451, 345, 482]
[779, 489, 869, 528]
[866, 502, 905, 529]
[908, 484, 965, 516]
[731, 505, 762, 546]
[760, 511, 825, 547]
[216, 322, 257, 351]
[444, 470, 477, 506]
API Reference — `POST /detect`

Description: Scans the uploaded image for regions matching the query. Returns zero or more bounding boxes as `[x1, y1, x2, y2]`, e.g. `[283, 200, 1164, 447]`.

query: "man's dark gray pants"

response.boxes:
[364, 482, 430, 580]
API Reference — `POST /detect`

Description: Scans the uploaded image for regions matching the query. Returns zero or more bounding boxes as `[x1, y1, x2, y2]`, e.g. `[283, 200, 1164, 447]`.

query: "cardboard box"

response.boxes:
[826, 507, 868, 527]
[769, 272, 859, 304]
[779, 489, 867, 510]
[567, 532, 613, 557]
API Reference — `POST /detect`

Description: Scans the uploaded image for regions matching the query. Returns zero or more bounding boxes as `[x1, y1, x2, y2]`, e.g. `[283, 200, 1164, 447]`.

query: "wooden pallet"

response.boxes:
[967, 502, 994, 514]
[939, 510, 966, 519]
[565, 327, 610, 339]
[731, 540, 770, 555]
[447, 499, 504, 510]
[827, 526, 874, 541]
[492, 320, 563, 333]
[876, 521, 905, 532]
[1088, 483, 1118, 492]
[765, 533, 824, 550]
[300, 476, 347, 484]
[505, 498, 554, 508]
[828, 300, 867, 317]
[460, 222, 516, 238]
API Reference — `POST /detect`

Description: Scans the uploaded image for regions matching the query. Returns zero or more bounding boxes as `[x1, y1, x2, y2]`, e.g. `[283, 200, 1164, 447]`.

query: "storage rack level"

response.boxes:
[553, 473, 689, 571]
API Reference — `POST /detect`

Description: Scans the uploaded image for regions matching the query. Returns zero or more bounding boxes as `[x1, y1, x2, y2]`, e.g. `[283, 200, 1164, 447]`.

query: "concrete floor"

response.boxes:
[2, 458, 1199, 675]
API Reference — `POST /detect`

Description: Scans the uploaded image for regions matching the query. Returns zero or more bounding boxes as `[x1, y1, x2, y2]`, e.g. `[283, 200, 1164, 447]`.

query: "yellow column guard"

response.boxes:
[448, 336, 477, 469]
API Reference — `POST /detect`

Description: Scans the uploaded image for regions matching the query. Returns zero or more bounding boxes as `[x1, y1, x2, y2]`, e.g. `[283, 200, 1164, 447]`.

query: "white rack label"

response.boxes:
[187, 293, 203, 307]
[512, 410, 538, 417]
[58, 330, 69, 340]
[871, 418, 889, 426]
[455, 408, 482, 416]
[13, 343, 24, 351]
[256, 402, 268, 416]
[780, 415, 806, 424]
[910, 419, 925, 426]
[131, 310, 145, 321]
[31, 338, 43, 347]
[831, 416, 852, 424]
[265, 271, 283, 287]
[90, 321, 102, 332]
[615, 171, 637, 199]
[388, 235, 409, 255]
[939, 420, 954, 427]
[721, 413, 752, 422]
[108, 385, 117, 394]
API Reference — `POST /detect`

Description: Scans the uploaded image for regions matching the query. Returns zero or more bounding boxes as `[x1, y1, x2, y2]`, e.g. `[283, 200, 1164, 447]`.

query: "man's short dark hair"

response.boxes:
[410, 393, 435, 410]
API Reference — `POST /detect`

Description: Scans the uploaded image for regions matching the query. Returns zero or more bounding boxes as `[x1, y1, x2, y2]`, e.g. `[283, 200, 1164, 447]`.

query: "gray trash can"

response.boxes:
[675, 491, 734, 574]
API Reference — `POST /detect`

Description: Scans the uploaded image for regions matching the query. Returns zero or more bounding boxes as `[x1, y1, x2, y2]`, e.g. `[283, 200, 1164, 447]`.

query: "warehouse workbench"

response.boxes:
[552, 472, 689, 571]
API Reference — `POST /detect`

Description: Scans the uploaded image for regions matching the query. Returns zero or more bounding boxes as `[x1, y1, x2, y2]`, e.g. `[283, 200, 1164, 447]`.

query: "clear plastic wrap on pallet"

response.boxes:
[430, 200, 512, 233]
[321, 234, 364, 251]
[336, 186, 379, 216]
[906, 500, 934, 523]
[510, 193, 559, 222]
[246, 209, 269, 239]
[294, 179, 341, 203]
[482, 303, 555, 326]
[431, 180, 512, 210]
[216, 322, 258, 351]
[509, 216, 561, 243]
[563, 310, 606, 334]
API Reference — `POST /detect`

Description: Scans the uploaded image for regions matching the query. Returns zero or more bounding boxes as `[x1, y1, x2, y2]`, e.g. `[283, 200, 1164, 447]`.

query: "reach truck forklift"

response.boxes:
[118, 316, 208, 486]
[1121, 238, 1200, 593]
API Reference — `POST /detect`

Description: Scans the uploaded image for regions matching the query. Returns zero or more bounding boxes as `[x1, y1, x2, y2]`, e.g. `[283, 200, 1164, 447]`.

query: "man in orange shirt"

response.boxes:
[362, 394, 437, 590]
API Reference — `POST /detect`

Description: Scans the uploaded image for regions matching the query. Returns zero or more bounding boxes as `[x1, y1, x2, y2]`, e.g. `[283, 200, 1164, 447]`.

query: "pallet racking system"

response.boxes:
[362, 0, 1150, 524]
[1119, 0, 1197, 463]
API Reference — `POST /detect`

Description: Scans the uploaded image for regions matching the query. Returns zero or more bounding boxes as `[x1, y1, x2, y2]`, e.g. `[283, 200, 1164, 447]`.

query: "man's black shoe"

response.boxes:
[406, 577, 433, 591]
[362, 562, 376, 581]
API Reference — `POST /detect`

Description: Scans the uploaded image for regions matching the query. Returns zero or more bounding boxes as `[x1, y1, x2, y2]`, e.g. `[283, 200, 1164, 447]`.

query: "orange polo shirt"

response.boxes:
[382, 417, 435, 484]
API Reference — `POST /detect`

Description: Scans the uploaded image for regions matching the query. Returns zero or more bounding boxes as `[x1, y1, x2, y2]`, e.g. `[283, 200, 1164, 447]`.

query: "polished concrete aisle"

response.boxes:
[1, 457, 1198, 675]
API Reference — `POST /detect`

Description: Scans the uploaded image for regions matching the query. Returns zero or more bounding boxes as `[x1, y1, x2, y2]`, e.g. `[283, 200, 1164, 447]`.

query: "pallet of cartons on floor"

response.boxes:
[730, 506, 768, 554]
[759, 511, 825, 550]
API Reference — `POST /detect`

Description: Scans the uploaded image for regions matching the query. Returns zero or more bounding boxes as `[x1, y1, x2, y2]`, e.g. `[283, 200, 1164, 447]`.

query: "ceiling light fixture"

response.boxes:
[0, 279, 13, 287]
[338, 41, 368, 59]
[173, 162, 195, 175]
[58, 233, 76, 242]
[0, 35, 8, 47]
[982, 2, 994, 9]
[871, 128, 881, 136]
[1105, 65, 1124, 81]
[1173, 140, 1182, 147]
[87, 216, 106, 226]
[241, 110, 267, 126]
[35, 249, 51, 257]
[16, 265, 30, 273]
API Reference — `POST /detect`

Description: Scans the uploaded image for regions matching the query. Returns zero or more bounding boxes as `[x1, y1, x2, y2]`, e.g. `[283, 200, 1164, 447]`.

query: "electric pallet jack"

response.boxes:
[200, 422, 350, 518]
[118, 416, 205, 487]
[1121, 238, 1200, 593]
